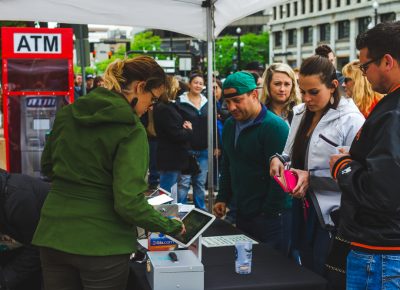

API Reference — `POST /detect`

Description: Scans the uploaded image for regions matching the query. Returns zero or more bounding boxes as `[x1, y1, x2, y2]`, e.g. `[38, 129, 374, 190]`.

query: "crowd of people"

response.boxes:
[1, 20, 400, 290]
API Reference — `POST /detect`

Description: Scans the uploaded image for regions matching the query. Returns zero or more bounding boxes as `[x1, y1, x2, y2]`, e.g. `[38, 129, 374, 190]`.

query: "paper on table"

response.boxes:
[147, 194, 174, 205]
[178, 203, 195, 213]
[202, 234, 258, 248]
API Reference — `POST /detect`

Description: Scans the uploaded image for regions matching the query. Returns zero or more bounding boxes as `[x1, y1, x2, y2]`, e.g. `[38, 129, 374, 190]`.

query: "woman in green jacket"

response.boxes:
[33, 56, 184, 290]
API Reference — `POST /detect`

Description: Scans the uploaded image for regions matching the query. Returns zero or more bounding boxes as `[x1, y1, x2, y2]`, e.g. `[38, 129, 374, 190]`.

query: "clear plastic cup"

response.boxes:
[235, 241, 252, 274]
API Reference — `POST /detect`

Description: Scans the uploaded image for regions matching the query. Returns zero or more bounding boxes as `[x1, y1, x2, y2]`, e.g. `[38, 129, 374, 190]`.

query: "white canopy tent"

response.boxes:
[0, 0, 278, 209]
[0, 0, 276, 40]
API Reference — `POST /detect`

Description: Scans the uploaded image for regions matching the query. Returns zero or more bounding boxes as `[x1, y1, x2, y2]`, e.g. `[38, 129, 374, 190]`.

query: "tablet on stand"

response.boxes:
[166, 208, 215, 262]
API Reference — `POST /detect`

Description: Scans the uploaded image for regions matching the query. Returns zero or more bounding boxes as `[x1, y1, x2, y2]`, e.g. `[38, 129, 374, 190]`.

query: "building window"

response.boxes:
[338, 20, 350, 39]
[275, 31, 282, 47]
[280, 5, 284, 18]
[287, 60, 297, 68]
[336, 0, 341, 7]
[288, 29, 297, 45]
[381, 12, 396, 23]
[273, 7, 277, 20]
[357, 0, 361, 2]
[318, 0, 323, 10]
[286, 3, 291, 17]
[327, 0, 331, 9]
[346, 0, 350, 4]
[337, 57, 350, 71]
[303, 26, 313, 44]
[319, 23, 330, 41]
[294, 2, 298, 16]
[358, 16, 371, 34]
[310, 0, 314, 12]
[302, 0, 306, 14]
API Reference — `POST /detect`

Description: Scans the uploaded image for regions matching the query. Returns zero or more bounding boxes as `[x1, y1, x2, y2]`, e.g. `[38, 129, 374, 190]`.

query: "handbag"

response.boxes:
[325, 235, 350, 274]
[325, 234, 349, 289]
[181, 153, 201, 175]
[273, 170, 298, 193]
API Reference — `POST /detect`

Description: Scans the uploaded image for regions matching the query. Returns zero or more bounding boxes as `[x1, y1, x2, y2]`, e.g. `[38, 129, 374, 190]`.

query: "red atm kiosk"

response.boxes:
[1, 27, 74, 176]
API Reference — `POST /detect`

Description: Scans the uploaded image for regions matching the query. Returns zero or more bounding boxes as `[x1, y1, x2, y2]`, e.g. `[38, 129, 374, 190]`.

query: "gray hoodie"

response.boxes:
[282, 97, 365, 227]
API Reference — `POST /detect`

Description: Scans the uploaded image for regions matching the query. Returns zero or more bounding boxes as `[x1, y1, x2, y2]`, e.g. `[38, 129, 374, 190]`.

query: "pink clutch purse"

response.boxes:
[273, 170, 298, 193]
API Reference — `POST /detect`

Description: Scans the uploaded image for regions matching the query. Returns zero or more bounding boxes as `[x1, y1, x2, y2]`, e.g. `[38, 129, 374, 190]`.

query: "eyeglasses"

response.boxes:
[344, 77, 352, 84]
[150, 90, 159, 104]
[359, 56, 382, 74]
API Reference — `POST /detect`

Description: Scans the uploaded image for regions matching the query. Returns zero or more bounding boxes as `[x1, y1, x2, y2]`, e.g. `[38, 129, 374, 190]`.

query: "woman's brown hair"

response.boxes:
[103, 55, 166, 94]
[291, 55, 340, 168]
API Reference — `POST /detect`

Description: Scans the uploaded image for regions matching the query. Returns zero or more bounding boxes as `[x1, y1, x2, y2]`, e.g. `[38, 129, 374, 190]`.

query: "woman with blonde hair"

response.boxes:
[261, 63, 301, 125]
[33, 56, 184, 290]
[153, 76, 193, 193]
[342, 60, 383, 117]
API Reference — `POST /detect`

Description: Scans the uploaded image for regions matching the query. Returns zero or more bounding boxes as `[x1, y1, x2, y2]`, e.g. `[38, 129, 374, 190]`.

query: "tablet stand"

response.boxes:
[189, 235, 202, 262]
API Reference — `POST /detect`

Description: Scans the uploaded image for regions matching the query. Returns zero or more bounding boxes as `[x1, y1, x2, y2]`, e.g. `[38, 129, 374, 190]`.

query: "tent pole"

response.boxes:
[206, 1, 214, 212]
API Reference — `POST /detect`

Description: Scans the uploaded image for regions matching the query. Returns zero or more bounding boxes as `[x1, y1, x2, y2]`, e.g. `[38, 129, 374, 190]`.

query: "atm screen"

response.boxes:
[7, 59, 69, 92]
[33, 119, 50, 130]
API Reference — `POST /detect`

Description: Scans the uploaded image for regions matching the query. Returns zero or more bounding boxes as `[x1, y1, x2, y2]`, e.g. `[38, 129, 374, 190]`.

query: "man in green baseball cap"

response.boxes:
[221, 71, 259, 121]
[222, 71, 257, 97]
[214, 71, 292, 256]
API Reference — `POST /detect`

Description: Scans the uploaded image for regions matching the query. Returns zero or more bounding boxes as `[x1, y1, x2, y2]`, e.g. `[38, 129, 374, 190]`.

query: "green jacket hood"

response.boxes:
[71, 87, 136, 126]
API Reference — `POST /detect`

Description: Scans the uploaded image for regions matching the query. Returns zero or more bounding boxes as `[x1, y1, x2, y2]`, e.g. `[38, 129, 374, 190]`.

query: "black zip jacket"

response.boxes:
[153, 101, 192, 171]
[336, 87, 400, 250]
[176, 95, 208, 151]
[0, 170, 50, 289]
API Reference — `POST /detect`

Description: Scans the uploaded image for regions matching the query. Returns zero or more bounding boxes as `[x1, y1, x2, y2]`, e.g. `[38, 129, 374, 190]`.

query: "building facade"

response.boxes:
[269, 0, 400, 69]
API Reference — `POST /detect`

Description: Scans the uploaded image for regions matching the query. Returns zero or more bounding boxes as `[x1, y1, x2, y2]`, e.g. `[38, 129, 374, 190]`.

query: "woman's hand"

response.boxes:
[290, 169, 309, 198]
[171, 217, 186, 235]
[179, 223, 186, 235]
[183, 121, 192, 130]
[269, 157, 285, 178]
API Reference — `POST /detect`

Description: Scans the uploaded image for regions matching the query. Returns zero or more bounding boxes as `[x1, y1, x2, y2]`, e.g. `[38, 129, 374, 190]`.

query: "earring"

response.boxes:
[330, 96, 334, 105]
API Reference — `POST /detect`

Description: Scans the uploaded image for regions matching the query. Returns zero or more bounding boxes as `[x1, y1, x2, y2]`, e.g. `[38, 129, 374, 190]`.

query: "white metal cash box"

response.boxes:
[146, 250, 204, 290]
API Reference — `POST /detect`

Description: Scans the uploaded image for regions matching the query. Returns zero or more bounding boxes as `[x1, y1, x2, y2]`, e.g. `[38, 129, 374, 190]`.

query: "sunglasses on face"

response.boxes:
[359, 56, 382, 74]
[344, 77, 352, 84]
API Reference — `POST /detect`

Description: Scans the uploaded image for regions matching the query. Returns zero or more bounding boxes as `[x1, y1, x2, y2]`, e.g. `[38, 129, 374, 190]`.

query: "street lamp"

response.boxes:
[372, 1, 379, 26]
[234, 27, 244, 71]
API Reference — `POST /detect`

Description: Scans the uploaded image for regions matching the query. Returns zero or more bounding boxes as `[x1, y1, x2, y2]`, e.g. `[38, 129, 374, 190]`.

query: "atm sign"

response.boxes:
[14, 33, 62, 54]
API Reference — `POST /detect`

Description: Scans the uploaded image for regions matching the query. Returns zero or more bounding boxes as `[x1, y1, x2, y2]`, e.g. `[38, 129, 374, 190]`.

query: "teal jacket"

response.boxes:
[33, 88, 181, 255]
[216, 105, 291, 218]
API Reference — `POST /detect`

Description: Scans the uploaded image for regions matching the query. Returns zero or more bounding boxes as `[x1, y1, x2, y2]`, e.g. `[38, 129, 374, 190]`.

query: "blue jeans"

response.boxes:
[347, 250, 400, 290]
[236, 210, 292, 257]
[159, 171, 180, 193]
[178, 149, 208, 210]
